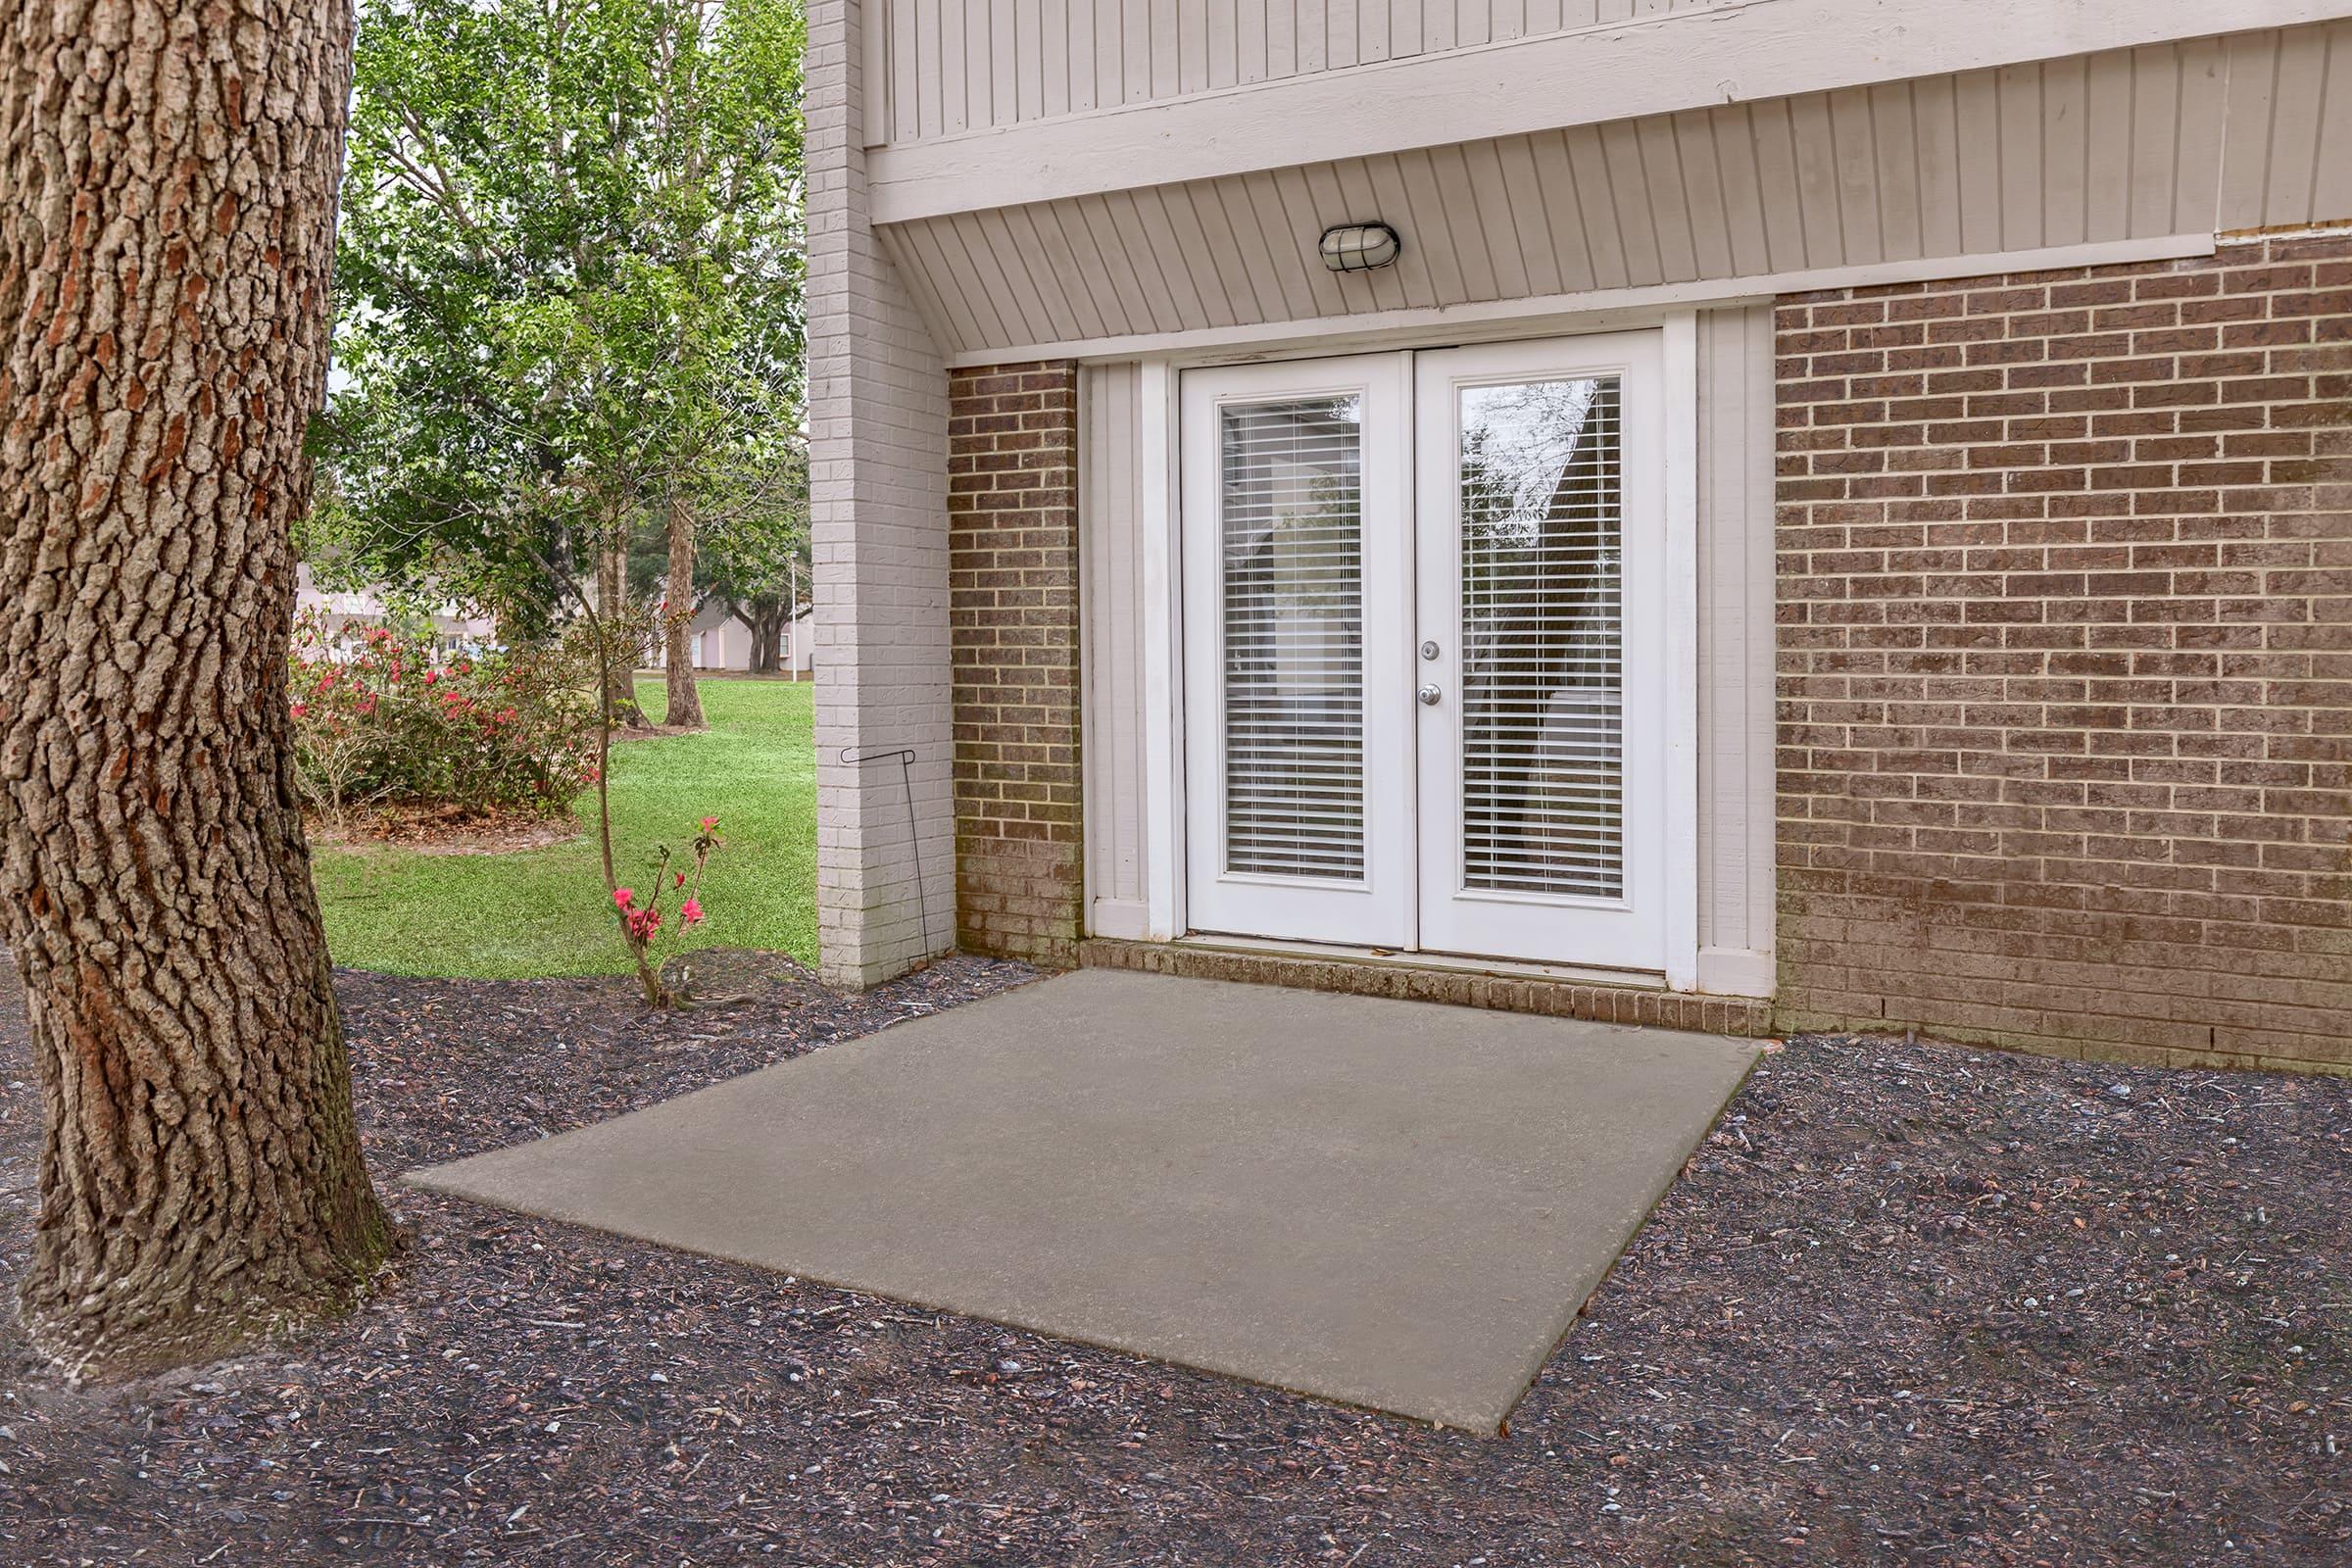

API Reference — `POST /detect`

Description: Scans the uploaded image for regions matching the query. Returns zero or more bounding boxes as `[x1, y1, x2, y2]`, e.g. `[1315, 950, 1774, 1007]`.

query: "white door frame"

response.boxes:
[1178, 352, 1417, 948]
[1134, 315, 1697, 987]
[1411, 331, 1687, 976]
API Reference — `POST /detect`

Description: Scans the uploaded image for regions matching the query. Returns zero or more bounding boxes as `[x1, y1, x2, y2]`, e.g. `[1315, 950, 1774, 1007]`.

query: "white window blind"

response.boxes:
[1456, 376, 1625, 899]
[1217, 396, 1366, 881]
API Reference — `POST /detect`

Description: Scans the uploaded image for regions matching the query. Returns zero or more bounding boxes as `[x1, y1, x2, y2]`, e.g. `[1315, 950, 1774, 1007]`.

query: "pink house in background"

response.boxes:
[295, 564, 497, 652]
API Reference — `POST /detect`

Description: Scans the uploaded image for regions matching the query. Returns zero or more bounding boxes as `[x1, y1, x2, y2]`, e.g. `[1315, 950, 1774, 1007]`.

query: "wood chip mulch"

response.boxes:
[2, 952, 2348, 1565]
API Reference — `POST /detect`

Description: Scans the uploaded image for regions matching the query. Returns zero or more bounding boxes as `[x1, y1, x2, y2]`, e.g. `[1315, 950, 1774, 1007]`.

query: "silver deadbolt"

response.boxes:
[1419, 639, 1441, 661]
[1417, 682, 1443, 707]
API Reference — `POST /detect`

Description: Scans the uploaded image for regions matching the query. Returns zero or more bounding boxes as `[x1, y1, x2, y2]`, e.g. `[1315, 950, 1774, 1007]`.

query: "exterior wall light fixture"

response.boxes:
[1318, 221, 1402, 273]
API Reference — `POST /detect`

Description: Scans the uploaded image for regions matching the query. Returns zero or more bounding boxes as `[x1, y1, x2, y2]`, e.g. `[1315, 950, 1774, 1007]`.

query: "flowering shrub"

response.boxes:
[289, 611, 599, 824]
[612, 816, 721, 1007]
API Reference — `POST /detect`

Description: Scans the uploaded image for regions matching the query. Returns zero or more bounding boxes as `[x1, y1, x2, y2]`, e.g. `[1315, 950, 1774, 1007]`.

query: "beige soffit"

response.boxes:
[861, 0, 1747, 150]
[862, 0, 2351, 220]
[878, 23, 2352, 361]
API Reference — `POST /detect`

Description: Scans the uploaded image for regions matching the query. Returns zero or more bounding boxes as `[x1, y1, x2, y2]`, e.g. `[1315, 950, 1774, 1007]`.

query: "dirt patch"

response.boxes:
[2, 956, 2348, 1565]
[308, 802, 584, 856]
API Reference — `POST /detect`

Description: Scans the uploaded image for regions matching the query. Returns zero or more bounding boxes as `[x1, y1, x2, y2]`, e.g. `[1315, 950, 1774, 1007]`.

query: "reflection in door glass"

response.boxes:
[1456, 376, 1624, 899]
[1219, 397, 1365, 880]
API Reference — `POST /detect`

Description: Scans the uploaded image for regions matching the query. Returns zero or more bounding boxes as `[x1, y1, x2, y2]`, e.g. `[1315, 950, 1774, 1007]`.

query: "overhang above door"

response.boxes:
[873, 22, 2348, 362]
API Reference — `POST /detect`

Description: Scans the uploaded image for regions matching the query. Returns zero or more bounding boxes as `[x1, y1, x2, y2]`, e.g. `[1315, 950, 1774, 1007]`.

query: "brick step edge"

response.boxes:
[1077, 938, 1775, 1038]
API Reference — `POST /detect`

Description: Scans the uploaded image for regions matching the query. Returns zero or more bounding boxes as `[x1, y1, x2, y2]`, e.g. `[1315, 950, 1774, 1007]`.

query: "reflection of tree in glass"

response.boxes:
[1456, 376, 1624, 895]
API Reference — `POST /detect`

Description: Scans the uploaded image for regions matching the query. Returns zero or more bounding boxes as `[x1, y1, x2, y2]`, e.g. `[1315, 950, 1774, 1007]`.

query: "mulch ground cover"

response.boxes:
[308, 802, 585, 856]
[2, 951, 2348, 1566]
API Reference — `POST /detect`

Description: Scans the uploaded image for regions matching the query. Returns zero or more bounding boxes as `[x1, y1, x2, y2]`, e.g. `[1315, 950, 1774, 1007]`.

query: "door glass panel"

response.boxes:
[1219, 396, 1365, 880]
[1456, 376, 1624, 899]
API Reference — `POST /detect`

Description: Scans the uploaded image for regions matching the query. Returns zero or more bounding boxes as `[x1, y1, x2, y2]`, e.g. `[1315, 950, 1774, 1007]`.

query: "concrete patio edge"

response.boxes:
[408, 970, 1762, 1432]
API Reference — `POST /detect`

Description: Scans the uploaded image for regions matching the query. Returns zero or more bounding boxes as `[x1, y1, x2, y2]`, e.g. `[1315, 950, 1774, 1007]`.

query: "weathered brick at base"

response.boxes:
[1079, 940, 1776, 1037]
[1774, 230, 2352, 1075]
[949, 362, 1084, 965]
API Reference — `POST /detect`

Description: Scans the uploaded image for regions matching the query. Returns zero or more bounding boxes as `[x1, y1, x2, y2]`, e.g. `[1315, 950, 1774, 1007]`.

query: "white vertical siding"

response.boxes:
[1080, 362, 1153, 933]
[886, 24, 2352, 359]
[1694, 304, 1775, 991]
[867, 0, 1739, 144]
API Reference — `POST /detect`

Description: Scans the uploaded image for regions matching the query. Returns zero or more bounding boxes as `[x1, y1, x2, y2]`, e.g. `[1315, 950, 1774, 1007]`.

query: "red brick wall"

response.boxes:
[1775, 231, 2352, 1074]
[948, 362, 1084, 965]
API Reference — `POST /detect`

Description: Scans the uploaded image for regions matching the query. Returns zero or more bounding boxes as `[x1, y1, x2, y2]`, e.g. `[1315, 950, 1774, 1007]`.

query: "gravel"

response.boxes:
[3, 951, 2349, 1565]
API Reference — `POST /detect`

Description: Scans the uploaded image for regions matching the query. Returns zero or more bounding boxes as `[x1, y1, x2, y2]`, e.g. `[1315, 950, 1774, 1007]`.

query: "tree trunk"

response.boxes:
[595, 538, 647, 728]
[661, 493, 706, 728]
[742, 602, 780, 675]
[0, 0, 392, 1377]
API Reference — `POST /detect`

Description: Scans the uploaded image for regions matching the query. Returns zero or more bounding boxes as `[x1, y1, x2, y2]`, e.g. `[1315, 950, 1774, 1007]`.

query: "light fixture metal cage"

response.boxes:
[1318, 221, 1403, 273]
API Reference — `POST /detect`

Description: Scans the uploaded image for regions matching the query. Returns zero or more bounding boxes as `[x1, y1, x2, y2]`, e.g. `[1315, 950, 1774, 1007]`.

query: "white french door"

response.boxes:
[1181, 354, 1415, 947]
[1412, 334, 1668, 970]
[1181, 331, 1673, 974]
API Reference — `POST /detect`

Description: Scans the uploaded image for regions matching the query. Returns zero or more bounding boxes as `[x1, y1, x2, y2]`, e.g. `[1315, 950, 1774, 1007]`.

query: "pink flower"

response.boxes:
[699, 816, 717, 830]
[680, 899, 704, 926]
[674, 871, 686, 887]
[423, 670, 438, 684]
[612, 887, 634, 908]
[290, 702, 308, 718]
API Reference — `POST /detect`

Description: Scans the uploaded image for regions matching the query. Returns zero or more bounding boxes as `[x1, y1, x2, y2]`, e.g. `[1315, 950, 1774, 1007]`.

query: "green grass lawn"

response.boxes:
[315, 676, 816, 978]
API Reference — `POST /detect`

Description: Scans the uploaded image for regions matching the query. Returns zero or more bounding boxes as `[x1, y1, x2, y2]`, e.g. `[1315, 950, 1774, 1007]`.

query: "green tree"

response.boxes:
[631, 0, 806, 724]
[318, 0, 806, 1002]
[318, 0, 806, 727]
[701, 435, 811, 675]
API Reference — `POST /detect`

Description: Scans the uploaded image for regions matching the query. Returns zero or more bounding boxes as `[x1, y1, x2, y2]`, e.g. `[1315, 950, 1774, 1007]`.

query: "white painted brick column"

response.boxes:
[806, 0, 955, 986]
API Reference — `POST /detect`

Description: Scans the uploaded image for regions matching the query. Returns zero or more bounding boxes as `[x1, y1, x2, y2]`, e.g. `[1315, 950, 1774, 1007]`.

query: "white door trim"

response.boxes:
[1410, 328, 1693, 976]
[1659, 312, 1702, 991]
[1179, 352, 1416, 948]
[1138, 360, 1186, 941]
[1135, 324, 1699, 988]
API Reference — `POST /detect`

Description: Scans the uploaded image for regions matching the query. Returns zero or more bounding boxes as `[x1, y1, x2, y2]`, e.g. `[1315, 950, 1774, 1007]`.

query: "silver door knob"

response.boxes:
[1417, 683, 1443, 706]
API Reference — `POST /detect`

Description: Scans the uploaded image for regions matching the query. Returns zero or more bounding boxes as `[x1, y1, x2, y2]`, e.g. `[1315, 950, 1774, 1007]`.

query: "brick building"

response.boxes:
[808, 0, 2352, 1072]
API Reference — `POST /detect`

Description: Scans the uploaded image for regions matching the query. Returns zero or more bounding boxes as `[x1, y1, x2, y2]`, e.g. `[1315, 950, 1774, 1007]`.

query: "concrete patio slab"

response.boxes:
[408, 969, 1759, 1432]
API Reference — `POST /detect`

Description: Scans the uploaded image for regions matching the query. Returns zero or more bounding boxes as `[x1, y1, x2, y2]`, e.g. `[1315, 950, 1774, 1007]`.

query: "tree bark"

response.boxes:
[595, 537, 647, 728]
[661, 493, 706, 728]
[0, 0, 392, 1376]
[743, 601, 784, 675]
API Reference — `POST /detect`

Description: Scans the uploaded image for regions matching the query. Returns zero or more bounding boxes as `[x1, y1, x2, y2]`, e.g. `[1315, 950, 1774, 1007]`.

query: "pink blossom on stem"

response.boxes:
[680, 899, 704, 927]
[612, 888, 634, 908]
